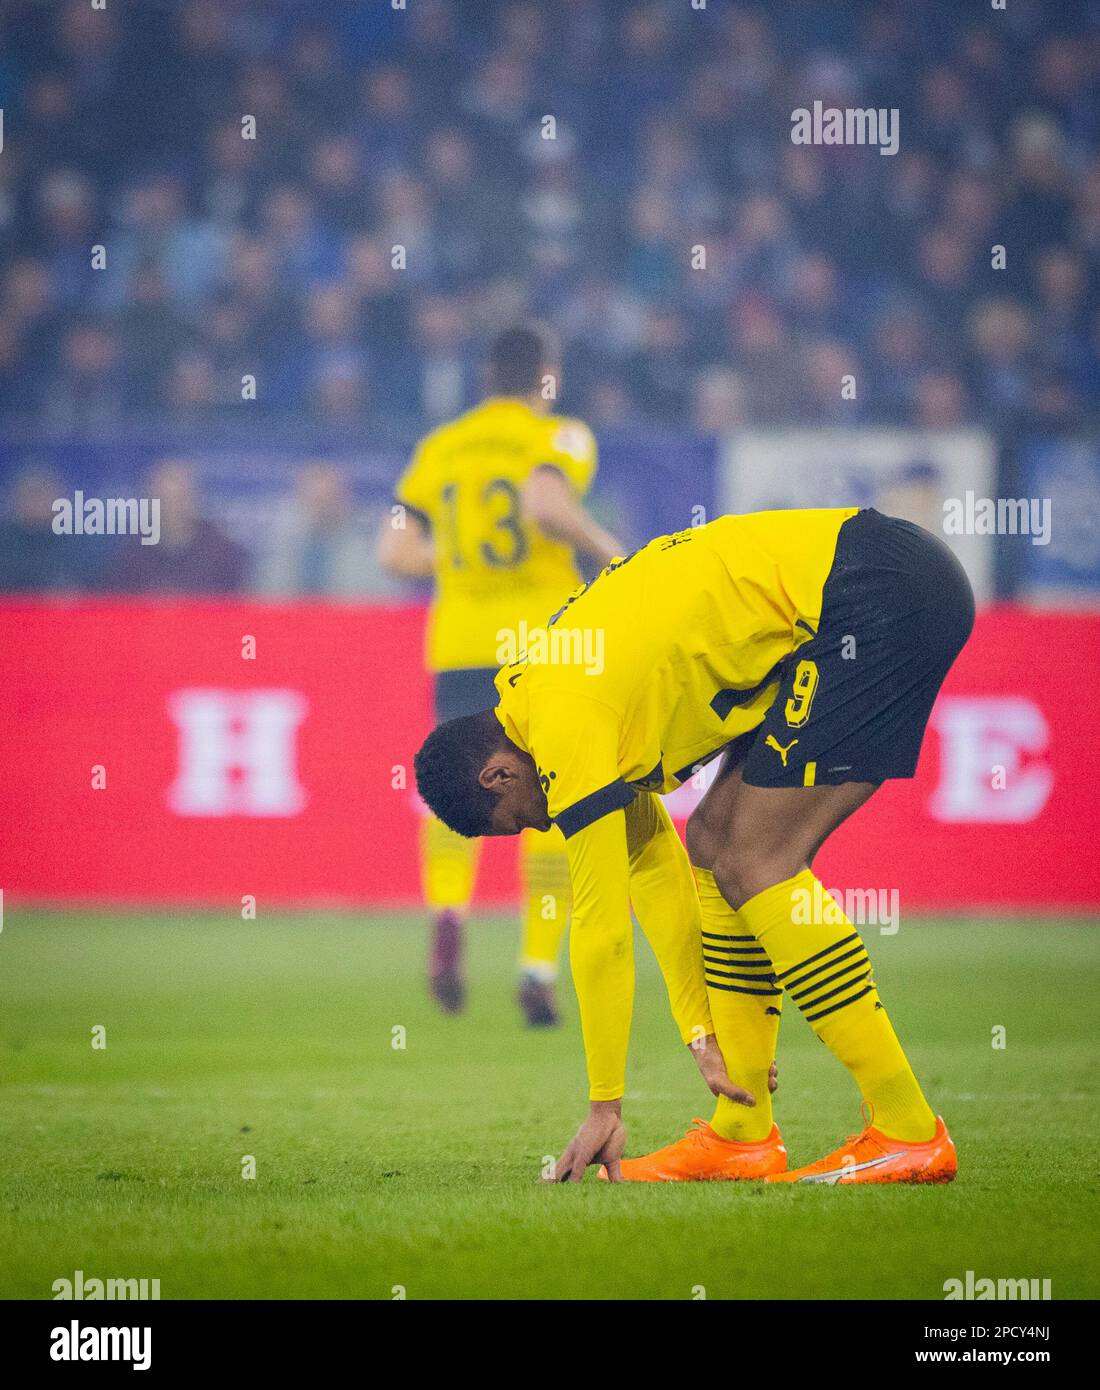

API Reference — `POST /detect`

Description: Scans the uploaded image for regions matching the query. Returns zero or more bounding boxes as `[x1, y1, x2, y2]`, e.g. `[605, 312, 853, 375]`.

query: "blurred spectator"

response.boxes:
[0, 0, 1095, 436]
[0, 465, 95, 592]
[104, 461, 247, 594]
[914, 371, 971, 430]
[254, 463, 384, 598]
[692, 367, 749, 433]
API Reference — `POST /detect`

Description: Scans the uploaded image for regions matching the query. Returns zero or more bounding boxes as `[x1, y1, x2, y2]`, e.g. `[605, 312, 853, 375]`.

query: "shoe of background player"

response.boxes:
[766, 1115, 956, 1185]
[518, 972, 559, 1027]
[429, 910, 465, 1014]
[599, 1119, 787, 1181]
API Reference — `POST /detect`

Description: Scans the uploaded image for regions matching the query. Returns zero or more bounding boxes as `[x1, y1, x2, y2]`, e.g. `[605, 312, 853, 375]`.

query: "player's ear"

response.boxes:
[477, 756, 510, 791]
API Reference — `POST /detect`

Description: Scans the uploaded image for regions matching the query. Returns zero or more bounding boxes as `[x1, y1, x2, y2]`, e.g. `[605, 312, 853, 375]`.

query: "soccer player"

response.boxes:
[379, 325, 623, 1025]
[414, 507, 974, 1182]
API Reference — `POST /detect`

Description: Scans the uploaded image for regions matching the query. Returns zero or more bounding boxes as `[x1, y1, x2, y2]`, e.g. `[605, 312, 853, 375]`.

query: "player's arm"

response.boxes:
[625, 793, 711, 1041]
[625, 793, 756, 1106]
[521, 465, 624, 567]
[551, 788, 753, 1182]
[551, 806, 634, 1182]
[376, 506, 434, 578]
[381, 443, 437, 578]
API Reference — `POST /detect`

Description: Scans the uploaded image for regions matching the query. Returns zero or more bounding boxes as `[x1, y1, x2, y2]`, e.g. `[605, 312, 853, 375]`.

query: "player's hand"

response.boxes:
[769, 1060, 778, 1093]
[689, 1033, 757, 1107]
[548, 1100, 626, 1183]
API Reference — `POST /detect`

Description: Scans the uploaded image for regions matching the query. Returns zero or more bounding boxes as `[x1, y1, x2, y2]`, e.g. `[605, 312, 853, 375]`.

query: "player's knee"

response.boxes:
[685, 805, 716, 871]
[712, 841, 801, 911]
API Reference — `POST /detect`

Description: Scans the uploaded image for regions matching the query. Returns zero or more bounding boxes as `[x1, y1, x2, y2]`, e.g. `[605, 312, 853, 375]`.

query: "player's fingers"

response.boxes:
[595, 1121, 626, 1169]
[769, 1061, 779, 1094]
[553, 1142, 577, 1183]
[603, 1156, 624, 1182]
[713, 1078, 756, 1107]
[567, 1137, 599, 1182]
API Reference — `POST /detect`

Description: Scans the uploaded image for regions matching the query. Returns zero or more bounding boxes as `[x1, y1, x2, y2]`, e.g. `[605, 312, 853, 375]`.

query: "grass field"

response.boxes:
[1, 909, 1097, 1301]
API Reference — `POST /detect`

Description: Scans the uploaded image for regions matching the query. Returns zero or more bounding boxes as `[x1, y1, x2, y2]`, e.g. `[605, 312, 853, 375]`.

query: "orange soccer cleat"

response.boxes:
[600, 1119, 787, 1182]
[767, 1115, 957, 1185]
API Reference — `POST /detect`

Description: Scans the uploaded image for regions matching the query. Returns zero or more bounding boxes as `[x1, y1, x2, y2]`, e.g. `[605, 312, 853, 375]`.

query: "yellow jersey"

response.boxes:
[395, 397, 597, 672]
[495, 508, 856, 828]
[492, 508, 857, 1100]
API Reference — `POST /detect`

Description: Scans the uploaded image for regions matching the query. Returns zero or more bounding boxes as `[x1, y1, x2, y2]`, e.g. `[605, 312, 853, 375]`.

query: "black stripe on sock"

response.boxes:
[796, 969, 873, 1014]
[701, 932, 757, 942]
[804, 983, 875, 1023]
[783, 943, 867, 992]
[703, 964, 779, 983]
[775, 933, 860, 982]
[700, 944, 769, 957]
[703, 958, 776, 976]
[706, 979, 783, 996]
[789, 955, 871, 1003]
[798, 971, 873, 1016]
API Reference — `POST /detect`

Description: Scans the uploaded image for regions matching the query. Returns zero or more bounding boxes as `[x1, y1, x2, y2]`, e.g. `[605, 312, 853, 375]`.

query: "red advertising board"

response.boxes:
[1, 601, 1097, 911]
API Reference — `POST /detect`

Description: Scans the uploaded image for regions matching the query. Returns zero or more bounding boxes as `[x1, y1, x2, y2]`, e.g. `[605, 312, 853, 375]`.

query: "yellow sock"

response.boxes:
[421, 815, 480, 910]
[738, 869, 936, 1142]
[695, 867, 780, 1143]
[518, 827, 571, 980]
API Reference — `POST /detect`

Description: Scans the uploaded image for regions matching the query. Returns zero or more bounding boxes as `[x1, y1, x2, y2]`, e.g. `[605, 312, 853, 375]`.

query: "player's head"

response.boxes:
[487, 323, 559, 398]
[415, 709, 551, 837]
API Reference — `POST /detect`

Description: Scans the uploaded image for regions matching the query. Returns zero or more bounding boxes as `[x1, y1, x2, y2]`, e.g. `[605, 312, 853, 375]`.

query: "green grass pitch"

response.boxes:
[1, 909, 1097, 1300]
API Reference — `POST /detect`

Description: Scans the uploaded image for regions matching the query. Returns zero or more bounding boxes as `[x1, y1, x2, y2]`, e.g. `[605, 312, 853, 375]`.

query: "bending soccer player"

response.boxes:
[414, 507, 974, 1183]
[379, 324, 623, 1025]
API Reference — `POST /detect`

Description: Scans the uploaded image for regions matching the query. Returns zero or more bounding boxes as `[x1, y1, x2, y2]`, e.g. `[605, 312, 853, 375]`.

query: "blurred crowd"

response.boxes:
[0, 0, 1098, 443]
[0, 458, 388, 596]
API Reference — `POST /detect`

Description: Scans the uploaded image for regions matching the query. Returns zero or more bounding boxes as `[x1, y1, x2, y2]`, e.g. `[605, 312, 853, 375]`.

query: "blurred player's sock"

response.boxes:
[740, 869, 937, 1143]
[429, 910, 465, 1014]
[694, 866, 780, 1142]
[518, 825, 570, 983]
[517, 972, 559, 1028]
[422, 816, 479, 1014]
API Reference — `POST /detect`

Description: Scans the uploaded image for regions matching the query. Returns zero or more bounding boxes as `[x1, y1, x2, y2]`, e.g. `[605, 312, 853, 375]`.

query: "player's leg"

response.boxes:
[422, 668, 499, 1013]
[712, 777, 942, 1134]
[422, 816, 480, 1013]
[718, 510, 974, 1181]
[685, 748, 784, 1148]
[610, 751, 787, 1181]
[517, 825, 571, 1026]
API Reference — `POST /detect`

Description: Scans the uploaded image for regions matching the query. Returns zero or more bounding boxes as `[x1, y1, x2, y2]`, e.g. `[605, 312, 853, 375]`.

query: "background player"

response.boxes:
[378, 324, 623, 1025]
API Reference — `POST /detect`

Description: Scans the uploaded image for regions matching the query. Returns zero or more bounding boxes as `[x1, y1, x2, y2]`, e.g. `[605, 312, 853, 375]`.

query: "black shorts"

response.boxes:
[740, 509, 975, 788]
[434, 666, 500, 723]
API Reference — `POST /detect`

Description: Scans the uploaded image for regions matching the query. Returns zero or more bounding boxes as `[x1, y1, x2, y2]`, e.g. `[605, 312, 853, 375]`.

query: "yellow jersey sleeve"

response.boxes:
[566, 808, 635, 1100]
[522, 690, 712, 1098]
[625, 793, 714, 1046]
[539, 417, 597, 496]
[565, 789, 716, 1100]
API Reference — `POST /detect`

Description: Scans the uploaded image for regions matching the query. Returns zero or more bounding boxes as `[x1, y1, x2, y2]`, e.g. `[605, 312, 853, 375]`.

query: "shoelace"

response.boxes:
[833, 1100, 879, 1153]
[683, 1118, 712, 1147]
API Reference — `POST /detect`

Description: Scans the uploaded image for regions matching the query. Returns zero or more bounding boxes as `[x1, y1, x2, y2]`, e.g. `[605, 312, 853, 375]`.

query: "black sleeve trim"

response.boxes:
[554, 779, 637, 840]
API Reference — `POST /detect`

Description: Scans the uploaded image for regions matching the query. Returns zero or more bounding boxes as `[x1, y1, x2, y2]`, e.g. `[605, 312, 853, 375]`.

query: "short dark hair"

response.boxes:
[414, 709, 508, 837]
[487, 324, 554, 395]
